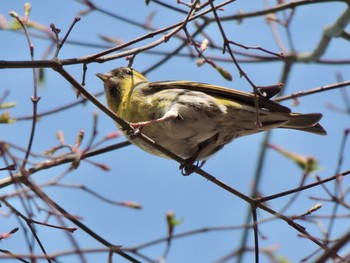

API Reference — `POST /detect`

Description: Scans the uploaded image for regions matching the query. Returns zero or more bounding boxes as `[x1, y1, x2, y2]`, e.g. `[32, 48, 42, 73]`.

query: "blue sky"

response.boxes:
[1, 1, 350, 262]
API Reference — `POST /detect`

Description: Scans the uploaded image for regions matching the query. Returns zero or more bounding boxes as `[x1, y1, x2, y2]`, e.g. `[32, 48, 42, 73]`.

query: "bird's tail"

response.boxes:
[282, 113, 327, 135]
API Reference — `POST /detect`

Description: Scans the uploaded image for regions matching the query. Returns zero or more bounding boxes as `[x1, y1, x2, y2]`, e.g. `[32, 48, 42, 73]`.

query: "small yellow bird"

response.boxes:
[97, 67, 326, 173]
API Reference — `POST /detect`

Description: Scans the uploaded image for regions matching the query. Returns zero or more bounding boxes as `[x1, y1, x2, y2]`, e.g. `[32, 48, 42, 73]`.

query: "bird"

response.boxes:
[96, 67, 326, 174]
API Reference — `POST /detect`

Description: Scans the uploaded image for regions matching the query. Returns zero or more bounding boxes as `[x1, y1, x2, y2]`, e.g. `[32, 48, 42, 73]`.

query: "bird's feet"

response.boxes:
[179, 160, 206, 176]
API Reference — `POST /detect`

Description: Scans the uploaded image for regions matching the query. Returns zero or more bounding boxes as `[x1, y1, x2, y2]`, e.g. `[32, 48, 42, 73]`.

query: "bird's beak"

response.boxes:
[96, 72, 111, 81]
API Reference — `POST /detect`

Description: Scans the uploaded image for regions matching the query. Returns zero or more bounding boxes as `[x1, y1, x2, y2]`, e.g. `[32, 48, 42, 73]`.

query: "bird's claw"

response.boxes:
[179, 160, 206, 176]
[130, 122, 144, 129]
[126, 126, 142, 139]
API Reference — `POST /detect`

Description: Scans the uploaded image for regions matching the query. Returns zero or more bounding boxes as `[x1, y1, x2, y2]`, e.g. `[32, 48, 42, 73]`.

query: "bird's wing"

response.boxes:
[148, 81, 291, 113]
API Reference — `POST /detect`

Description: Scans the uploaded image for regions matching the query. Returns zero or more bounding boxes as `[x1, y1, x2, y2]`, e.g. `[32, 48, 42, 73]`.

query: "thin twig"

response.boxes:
[20, 178, 141, 263]
[11, 11, 40, 172]
[314, 229, 350, 263]
[2, 199, 51, 263]
[208, 0, 262, 127]
[258, 170, 350, 203]
[275, 80, 350, 102]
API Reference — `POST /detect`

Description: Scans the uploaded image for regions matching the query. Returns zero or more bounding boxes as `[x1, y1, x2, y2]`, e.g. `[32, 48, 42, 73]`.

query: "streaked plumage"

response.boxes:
[97, 67, 326, 169]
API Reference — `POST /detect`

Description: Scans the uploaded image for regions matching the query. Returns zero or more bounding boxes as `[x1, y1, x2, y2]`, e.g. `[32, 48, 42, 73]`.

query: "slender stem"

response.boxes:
[13, 11, 40, 175]
[251, 207, 259, 263]
[258, 170, 350, 203]
[275, 80, 350, 102]
[314, 229, 350, 263]
[20, 178, 141, 263]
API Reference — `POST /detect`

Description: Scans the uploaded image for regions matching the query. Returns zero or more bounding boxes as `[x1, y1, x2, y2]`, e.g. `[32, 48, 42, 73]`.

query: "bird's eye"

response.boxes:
[125, 69, 132, 75]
